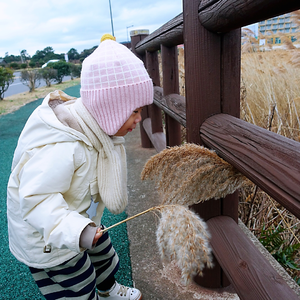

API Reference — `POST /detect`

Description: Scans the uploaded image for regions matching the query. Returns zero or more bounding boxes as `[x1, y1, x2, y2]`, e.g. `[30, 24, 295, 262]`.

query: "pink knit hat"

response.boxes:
[80, 34, 153, 135]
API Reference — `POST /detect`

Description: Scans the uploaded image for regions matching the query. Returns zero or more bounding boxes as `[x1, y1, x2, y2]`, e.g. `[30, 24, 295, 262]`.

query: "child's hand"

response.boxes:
[92, 227, 103, 245]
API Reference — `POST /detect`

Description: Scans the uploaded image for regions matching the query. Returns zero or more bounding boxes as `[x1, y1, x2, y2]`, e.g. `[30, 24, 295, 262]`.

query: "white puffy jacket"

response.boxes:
[7, 93, 105, 268]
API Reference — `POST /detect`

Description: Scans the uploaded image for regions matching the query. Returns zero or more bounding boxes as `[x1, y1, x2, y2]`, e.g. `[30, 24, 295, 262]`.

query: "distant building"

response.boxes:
[258, 13, 299, 49]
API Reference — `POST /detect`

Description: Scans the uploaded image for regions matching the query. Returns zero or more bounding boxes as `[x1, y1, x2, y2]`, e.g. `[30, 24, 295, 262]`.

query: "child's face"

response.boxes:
[114, 107, 143, 136]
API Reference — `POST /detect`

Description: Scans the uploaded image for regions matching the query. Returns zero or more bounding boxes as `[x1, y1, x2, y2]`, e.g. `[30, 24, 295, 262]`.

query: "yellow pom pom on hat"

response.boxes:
[100, 34, 116, 43]
[80, 34, 153, 136]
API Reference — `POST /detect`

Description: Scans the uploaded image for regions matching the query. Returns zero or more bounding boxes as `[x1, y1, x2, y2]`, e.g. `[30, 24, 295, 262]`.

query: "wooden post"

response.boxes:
[146, 51, 164, 135]
[183, 0, 241, 288]
[131, 30, 153, 148]
[219, 29, 241, 230]
[161, 44, 181, 146]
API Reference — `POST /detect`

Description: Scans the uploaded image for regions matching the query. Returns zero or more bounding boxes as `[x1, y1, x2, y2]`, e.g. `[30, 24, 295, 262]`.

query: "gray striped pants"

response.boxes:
[29, 230, 119, 300]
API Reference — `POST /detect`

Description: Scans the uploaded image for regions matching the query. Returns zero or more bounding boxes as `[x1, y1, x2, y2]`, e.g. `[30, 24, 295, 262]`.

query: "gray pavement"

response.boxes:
[125, 124, 239, 300]
[4, 72, 72, 98]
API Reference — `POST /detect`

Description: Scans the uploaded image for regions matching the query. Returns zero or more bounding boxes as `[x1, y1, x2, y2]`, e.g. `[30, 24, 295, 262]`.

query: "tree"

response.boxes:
[4, 54, 21, 64]
[30, 47, 63, 65]
[79, 46, 97, 61]
[67, 48, 80, 61]
[30, 50, 45, 65]
[20, 49, 30, 63]
[39, 68, 57, 87]
[0, 67, 14, 100]
[20, 70, 41, 92]
[69, 63, 81, 79]
[43, 46, 55, 54]
[48, 61, 70, 83]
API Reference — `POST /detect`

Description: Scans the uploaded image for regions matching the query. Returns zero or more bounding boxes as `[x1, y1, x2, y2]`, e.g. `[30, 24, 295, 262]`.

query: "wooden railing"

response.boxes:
[131, 0, 300, 299]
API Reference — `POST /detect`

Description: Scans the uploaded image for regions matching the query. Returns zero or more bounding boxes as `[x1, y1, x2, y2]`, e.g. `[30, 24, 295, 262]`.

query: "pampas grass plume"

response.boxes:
[156, 205, 213, 285]
[141, 143, 247, 206]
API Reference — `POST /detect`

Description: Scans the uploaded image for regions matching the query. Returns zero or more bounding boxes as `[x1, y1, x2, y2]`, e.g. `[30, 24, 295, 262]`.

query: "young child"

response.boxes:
[7, 34, 153, 300]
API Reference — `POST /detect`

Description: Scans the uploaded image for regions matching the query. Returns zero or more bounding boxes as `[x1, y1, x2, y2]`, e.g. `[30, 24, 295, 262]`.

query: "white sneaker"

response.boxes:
[97, 282, 142, 300]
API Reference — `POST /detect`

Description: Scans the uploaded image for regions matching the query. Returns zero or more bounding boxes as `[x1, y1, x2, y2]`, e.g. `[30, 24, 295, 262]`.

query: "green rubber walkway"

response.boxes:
[0, 85, 132, 299]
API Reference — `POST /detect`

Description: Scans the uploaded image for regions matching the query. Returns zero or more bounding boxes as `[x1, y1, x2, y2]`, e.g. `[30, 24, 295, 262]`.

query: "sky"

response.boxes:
[0, 0, 183, 58]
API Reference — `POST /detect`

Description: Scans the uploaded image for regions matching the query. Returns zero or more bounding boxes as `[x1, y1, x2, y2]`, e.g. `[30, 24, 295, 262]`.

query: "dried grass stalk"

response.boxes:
[156, 205, 213, 285]
[141, 143, 247, 206]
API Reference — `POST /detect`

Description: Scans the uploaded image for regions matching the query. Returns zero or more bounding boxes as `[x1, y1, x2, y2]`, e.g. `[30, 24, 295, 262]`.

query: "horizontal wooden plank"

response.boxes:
[200, 113, 300, 219]
[135, 13, 183, 55]
[207, 216, 299, 299]
[199, 0, 300, 33]
[134, 1, 300, 54]
[143, 118, 166, 152]
[154, 86, 186, 127]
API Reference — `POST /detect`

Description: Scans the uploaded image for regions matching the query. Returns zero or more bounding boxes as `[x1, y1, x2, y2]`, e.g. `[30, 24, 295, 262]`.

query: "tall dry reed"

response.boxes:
[235, 44, 300, 281]
[241, 49, 300, 142]
[174, 39, 300, 281]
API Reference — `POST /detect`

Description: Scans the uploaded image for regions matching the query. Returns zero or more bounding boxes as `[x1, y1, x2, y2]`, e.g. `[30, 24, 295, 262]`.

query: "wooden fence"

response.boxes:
[131, 0, 300, 299]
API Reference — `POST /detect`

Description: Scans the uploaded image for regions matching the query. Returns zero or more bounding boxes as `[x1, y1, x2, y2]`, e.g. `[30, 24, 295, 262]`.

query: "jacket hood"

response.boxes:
[12, 91, 92, 170]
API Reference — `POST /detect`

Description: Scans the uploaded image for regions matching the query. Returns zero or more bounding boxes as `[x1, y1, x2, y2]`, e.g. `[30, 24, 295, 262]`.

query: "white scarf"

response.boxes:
[70, 98, 128, 215]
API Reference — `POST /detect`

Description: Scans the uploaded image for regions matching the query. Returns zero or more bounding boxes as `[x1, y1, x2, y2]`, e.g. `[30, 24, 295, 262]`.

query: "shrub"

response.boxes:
[39, 68, 57, 87]
[20, 70, 41, 92]
[69, 63, 81, 79]
[29, 61, 36, 68]
[20, 63, 27, 69]
[260, 225, 300, 282]
[0, 67, 14, 100]
[9, 62, 19, 69]
[48, 61, 70, 83]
